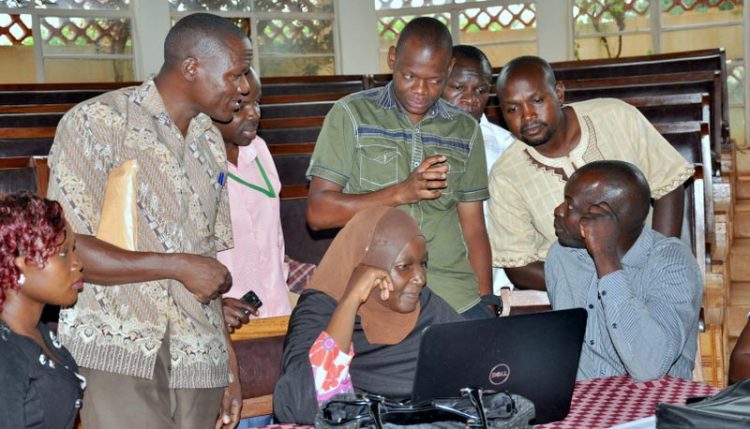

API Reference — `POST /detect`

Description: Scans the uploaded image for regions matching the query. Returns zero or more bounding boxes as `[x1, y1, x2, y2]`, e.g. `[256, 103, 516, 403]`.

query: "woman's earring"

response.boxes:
[18, 273, 25, 286]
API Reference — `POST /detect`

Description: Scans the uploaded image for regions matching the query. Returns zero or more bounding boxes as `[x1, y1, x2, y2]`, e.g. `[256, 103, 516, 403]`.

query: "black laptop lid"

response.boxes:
[411, 308, 587, 424]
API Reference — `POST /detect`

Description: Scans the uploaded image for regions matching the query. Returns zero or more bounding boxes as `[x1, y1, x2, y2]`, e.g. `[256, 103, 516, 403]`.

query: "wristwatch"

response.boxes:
[481, 294, 502, 306]
[481, 294, 503, 316]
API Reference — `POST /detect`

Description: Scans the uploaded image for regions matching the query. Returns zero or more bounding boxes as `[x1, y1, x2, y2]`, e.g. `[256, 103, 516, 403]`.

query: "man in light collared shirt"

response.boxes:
[545, 160, 701, 381]
[488, 56, 693, 291]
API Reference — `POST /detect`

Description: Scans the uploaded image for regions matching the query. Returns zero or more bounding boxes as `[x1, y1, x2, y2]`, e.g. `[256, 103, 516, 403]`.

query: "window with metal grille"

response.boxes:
[573, 0, 745, 145]
[169, 0, 335, 77]
[374, 0, 537, 72]
[0, 0, 133, 83]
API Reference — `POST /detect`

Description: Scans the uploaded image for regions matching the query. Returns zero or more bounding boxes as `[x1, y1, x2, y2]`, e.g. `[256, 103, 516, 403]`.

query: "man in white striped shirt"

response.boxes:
[545, 160, 702, 381]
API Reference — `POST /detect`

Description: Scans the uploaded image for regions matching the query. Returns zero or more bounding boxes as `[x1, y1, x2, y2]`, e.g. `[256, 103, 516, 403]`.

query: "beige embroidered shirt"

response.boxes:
[488, 98, 694, 268]
[47, 80, 233, 389]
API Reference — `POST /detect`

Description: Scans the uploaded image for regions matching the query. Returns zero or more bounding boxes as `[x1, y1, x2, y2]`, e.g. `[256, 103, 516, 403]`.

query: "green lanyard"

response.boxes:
[227, 157, 276, 198]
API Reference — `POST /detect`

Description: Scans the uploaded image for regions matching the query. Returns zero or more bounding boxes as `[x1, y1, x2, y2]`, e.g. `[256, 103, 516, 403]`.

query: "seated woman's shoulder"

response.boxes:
[420, 288, 462, 324]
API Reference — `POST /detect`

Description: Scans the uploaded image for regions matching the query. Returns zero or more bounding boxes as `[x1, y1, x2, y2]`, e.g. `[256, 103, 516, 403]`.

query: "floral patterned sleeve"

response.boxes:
[308, 331, 355, 404]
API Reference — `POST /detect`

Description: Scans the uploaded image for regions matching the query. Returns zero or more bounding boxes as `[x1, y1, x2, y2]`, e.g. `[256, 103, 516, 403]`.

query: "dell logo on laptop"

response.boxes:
[489, 363, 510, 385]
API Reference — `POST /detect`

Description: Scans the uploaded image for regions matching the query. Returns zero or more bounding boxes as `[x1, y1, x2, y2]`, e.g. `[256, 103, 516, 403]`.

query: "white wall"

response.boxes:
[132, 0, 171, 80]
[536, 0, 573, 62]
[333, 0, 575, 75]
[334, 0, 380, 74]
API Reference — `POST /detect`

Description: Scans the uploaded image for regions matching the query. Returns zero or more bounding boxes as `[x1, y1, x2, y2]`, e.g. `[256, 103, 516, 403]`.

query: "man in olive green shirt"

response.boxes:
[306, 17, 494, 318]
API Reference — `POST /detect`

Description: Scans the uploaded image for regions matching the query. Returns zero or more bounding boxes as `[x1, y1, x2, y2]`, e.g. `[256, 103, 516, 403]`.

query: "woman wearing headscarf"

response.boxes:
[0, 192, 85, 429]
[273, 207, 461, 423]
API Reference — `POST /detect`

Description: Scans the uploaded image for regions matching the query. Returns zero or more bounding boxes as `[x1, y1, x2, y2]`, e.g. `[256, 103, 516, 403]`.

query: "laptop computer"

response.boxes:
[411, 308, 587, 424]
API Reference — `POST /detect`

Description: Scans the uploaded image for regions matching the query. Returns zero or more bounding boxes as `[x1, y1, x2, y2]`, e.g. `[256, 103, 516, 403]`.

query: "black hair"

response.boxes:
[163, 12, 248, 68]
[496, 55, 556, 93]
[396, 16, 452, 56]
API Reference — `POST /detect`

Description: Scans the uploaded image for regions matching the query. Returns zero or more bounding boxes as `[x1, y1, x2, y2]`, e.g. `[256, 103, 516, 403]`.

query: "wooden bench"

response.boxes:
[552, 48, 726, 80]
[551, 48, 729, 150]
[259, 74, 370, 105]
[0, 82, 136, 109]
[230, 315, 290, 419]
[0, 156, 48, 197]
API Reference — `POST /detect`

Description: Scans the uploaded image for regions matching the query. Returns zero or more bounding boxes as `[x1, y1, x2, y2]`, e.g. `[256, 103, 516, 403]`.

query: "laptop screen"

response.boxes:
[411, 308, 587, 424]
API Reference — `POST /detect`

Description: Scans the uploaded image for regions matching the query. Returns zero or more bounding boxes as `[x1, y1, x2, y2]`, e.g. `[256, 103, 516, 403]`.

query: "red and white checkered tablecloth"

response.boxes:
[257, 376, 718, 429]
[536, 375, 720, 429]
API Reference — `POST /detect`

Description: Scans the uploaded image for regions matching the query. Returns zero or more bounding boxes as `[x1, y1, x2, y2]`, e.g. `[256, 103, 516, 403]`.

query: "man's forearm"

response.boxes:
[306, 184, 403, 230]
[458, 202, 493, 297]
[76, 234, 182, 285]
[652, 186, 684, 238]
[506, 262, 546, 291]
[468, 245, 493, 297]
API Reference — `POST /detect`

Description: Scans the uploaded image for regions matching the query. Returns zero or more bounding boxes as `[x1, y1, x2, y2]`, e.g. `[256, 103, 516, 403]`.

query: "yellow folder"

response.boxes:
[96, 159, 138, 251]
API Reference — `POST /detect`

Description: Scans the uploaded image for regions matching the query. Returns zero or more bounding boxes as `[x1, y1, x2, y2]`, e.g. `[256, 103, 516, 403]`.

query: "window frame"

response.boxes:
[374, 0, 537, 71]
[0, 1, 135, 82]
[169, 3, 338, 76]
[572, 1, 744, 60]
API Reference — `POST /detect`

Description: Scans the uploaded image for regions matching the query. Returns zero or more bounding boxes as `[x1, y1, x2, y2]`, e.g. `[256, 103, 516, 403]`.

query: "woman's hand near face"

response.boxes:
[325, 264, 393, 353]
[341, 264, 394, 307]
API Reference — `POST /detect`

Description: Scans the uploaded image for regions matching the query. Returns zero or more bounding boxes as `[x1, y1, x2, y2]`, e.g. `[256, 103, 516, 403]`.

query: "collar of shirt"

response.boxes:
[131, 79, 215, 140]
[377, 81, 454, 121]
[523, 104, 589, 171]
[236, 138, 260, 171]
[569, 226, 655, 270]
[619, 226, 655, 267]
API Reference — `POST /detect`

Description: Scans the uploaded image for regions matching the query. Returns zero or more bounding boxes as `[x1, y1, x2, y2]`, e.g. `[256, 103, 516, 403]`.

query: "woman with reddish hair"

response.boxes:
[0, 192, 85, 429]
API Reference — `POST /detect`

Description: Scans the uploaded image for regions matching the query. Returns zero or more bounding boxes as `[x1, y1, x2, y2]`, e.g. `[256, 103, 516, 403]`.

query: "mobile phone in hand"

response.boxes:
[241, 290, 263, 309]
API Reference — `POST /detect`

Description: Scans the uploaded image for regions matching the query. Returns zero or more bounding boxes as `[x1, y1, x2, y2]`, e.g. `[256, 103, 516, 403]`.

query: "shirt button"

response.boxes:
[588, 304, 594, 309]
[601, 291, 607, 296]
[612, 323, 618, 329]
[589, 340, 595, 345]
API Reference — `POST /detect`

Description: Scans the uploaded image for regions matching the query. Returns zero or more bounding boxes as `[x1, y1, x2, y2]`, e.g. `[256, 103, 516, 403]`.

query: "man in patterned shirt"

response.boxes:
[545, 161, 702, 381]
[488, 56, 693, 290]
[47, 13, 249, 429]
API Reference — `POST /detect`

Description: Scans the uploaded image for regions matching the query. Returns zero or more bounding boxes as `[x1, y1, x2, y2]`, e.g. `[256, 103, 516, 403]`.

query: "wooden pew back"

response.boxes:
[0, 156, 48, 197]
[230, 316, 290, 418]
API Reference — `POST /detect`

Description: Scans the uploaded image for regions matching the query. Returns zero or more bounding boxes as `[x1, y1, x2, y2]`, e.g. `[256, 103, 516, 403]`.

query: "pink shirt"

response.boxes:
[218, 137, 291, 317]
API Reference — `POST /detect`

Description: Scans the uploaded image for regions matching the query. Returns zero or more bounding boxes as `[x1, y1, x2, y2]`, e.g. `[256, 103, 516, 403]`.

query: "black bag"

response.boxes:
[315, 387, 535, 429]
[655, 377, 750, 428]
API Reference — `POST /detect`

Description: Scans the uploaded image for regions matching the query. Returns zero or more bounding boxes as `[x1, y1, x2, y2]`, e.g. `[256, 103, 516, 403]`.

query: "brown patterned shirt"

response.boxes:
[47, 79, 234, 389]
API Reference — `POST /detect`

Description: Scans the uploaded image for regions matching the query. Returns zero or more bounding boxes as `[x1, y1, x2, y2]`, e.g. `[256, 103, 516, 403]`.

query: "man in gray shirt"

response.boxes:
[545, 160, 702, 381]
